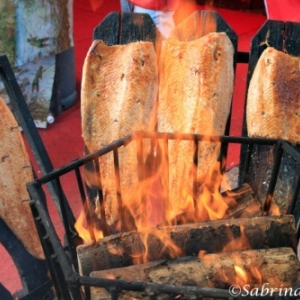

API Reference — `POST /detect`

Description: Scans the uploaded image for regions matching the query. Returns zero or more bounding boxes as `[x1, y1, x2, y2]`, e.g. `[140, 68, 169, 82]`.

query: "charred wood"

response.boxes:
[77, 214, 297, 276]
[90, 247, 300, 299]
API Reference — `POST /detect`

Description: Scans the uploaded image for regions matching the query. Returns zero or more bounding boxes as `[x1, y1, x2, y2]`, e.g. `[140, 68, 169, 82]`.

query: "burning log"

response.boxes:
[172, 183, 262, 224]
[77, 214, 296, 277]
[219, 183, 262, 219]
[90, 247, 300, 300]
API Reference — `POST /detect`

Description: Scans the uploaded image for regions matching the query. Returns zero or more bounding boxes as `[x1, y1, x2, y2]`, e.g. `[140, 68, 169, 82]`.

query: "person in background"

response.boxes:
[120, 0, 180, 40]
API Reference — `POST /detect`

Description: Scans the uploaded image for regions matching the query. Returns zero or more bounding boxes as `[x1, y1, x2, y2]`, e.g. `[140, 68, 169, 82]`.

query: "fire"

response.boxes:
[205, 225, 265, 287]
[234, 265, 248, 286]
[74, 211, 103, 243]
[232, 259, 264, 288]
[233, 263, 262, 287]
[221, 226, 250, 253]
[77, 134, 241, 265]
[269, 201, 281, 216]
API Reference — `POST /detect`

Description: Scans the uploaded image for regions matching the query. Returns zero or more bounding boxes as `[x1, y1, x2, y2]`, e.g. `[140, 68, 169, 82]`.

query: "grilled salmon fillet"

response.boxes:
[0, 97, 44, 259]
[247, 47, 300, 144]
[157, 32, 234, 219]
[81, 40, 158, 227]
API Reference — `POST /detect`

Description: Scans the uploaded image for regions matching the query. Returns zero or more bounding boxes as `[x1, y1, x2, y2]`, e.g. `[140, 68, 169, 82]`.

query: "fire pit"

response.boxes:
[26, 11, 300, 300]
[26, 131, 300, 300]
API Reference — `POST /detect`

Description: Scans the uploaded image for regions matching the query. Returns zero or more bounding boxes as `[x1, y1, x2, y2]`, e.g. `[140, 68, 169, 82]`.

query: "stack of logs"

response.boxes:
[76, 184, 300, 299]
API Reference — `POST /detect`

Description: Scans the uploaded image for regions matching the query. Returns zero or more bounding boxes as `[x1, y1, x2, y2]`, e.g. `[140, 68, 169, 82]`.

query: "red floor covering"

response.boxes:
[0, 0, 267, 296]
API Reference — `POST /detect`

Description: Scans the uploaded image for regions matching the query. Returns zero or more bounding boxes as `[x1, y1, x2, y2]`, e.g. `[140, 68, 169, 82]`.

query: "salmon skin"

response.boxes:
[81, 40, 158, 228]
[0, 97, 44, 259]
[247, 47, 300, 144]
[157, 32, 234, 221]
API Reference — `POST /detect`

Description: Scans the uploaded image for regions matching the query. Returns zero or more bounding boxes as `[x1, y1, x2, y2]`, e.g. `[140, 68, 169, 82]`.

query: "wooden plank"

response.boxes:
[239, 20, 300, 217]
[84, 11, 239, 234]
[240, 19, 284, 139]
[90, 247, 300, 299]
[93, 12, 160, 46]
[284, 21, 300, 55]
[76, 214, 297, 276]
[85, 12, 160, 236]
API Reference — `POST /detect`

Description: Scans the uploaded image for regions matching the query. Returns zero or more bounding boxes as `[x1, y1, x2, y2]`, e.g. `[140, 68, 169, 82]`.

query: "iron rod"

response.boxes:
[113, 148, 123, 230]
[31, 132, 278, 186]
[282, 141, 300, 163]
[78, 275, 277, 299]
[162, 138, 170, 226]
[94, 158, 108, 236]
[193, 139, 199, 211]
[287, 174, 300, 215]
[264, 142, 284, 213]
[28, 184, 82, 299]
[74, 165, 96, 243]
[241, 143, 254, 184]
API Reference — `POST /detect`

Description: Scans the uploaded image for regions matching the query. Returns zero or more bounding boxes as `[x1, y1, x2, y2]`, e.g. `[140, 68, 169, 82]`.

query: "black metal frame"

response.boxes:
[0, 55, 67, 299]
[27, 131, 300, 300]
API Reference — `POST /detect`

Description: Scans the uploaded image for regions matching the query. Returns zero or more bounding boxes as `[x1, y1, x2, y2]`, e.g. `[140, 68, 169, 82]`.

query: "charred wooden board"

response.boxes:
[90, 247, 300, 299]
[240, 20, 300, 223]
[93, 12, 160, 46]
[77, 214, 296, 277]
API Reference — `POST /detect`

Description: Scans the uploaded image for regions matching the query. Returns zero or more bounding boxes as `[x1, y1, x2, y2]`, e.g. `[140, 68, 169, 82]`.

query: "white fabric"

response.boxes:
[120, 0, 134, 12]
[133, 6, 175, 40]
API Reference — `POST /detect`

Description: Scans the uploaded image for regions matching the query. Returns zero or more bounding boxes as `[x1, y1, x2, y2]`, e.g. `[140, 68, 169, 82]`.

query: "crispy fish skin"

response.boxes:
[81, 40, 158, 226]
[157, 32, 234, 216]
[0, 97, 44, 259]
[247, 47, 300, 144]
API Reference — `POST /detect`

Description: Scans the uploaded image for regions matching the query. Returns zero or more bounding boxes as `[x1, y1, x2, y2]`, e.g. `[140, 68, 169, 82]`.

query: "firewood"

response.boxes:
[222, 183, 262, 219]
[77, 214, 296, 277]
[172, 183, 261, 225]
[90, 247, 300, 300]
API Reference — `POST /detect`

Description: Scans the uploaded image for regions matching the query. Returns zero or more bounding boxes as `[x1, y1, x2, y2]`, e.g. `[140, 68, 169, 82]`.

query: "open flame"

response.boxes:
[234, 265, 248, 284]
[77, 135, 241, 261]
[75, 211, 103, 243]
[76, 132, 283, 283]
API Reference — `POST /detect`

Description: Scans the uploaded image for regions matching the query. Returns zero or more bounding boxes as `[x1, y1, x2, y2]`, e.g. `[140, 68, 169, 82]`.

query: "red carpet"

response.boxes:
[0, 0, 267, 296]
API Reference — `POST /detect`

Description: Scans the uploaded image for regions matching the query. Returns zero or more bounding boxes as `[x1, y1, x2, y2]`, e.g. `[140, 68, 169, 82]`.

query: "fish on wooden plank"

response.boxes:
[81, 40, 159, 227]
[0, 96, 44, 259]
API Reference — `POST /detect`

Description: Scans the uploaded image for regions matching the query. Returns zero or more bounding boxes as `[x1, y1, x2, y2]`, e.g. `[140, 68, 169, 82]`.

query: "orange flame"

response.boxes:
[74, 211, 103, 243]
[269, 201, 281, 216]
[234, 265, 248, 286]
[79, 134, 241, 264]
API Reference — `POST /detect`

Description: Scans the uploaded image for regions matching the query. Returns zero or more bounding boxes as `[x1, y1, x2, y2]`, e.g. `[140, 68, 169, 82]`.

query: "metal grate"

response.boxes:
[27, 132, 300, 300]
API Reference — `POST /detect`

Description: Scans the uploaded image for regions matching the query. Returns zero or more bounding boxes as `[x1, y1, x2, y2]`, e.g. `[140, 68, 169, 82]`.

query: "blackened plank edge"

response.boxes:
[119, 13, 159, 45]
[93, 12, 120, 45]
[211, 10, 238, 162]
[93, 12, 159, 45]
[284, 21, 300, 56]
